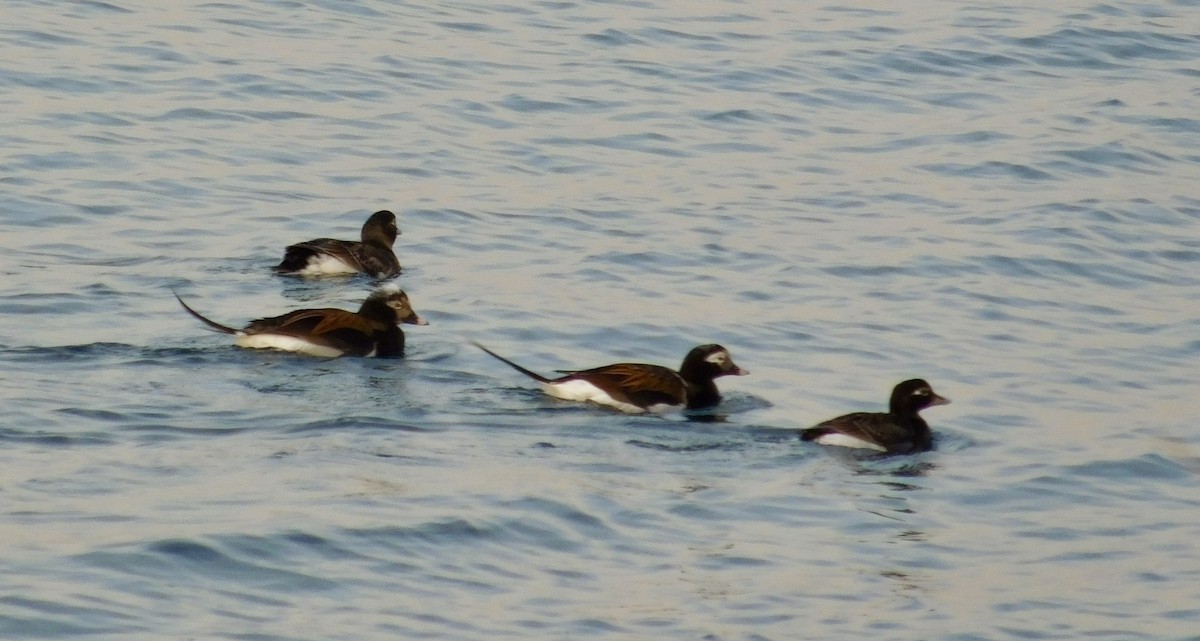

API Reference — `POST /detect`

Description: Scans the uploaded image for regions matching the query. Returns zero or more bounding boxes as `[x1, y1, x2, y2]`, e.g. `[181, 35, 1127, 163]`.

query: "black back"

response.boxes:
[801, 379, 948, 454]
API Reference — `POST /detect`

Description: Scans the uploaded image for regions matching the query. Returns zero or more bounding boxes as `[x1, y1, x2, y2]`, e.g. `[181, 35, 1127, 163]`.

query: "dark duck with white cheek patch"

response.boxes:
[175, 283, 427, 358]
[275, 210, 401, 278]
[473, 342, 748, 413]
[800, 379, 949, 454]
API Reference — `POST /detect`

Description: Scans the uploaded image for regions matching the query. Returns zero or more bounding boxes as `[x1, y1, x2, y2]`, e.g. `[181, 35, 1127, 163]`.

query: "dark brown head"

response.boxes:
[361, 210, 399, 247]
[359, 283, 428, 326]
[888, 379, 949, 416]
[678, 344, 748, 383]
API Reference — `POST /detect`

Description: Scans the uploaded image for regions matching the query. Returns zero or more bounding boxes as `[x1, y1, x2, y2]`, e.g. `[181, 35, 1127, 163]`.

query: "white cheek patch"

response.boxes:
[541, 380, 648, 414]
[236, 334, 344, 358]
[704, 351, 727, 365]
[811, 432, 888, 452]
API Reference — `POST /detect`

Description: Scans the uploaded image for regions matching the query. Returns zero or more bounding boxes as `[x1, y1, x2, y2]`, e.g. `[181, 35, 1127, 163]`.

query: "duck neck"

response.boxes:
[684, 380, 721, 409]
[679, 360, 721, 409]
[362, 228, 395, 248]
[892, 411, 932, 450]
[357, 298, 398, 325]
[910, 416, 932, 450]
[680, 372, 717, 410]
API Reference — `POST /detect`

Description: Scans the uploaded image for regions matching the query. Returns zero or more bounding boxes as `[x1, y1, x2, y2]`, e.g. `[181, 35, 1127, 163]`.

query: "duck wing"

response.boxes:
[344, 242, 400, 278]
[243, 308, 385, 356]
[802, 412, 917, 452]
[275, 238, 358, 272]
[562, 363, 687, 410]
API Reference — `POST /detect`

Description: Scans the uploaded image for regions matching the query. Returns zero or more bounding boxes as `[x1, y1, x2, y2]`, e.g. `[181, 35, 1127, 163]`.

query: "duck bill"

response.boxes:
[729, 364, 749, 376]
[930, 393, 950, 406]
[402, 314, 429, 326]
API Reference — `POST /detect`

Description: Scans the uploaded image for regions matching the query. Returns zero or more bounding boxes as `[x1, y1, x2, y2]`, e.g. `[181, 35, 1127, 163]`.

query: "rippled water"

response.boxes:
[2, 1, 1199, 639]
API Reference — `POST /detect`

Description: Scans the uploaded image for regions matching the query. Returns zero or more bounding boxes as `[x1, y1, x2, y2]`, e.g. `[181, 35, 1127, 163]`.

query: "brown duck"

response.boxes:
[175, 283, 426, 357]
[800, 379, 949, 454]
[474, 342, 747, 413]
[275, 210, 401, 278]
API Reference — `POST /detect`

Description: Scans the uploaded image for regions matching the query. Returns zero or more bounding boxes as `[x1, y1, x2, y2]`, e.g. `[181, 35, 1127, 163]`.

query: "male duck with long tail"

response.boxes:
[474, 342, 747, 413]
[175, 283, 426, 358]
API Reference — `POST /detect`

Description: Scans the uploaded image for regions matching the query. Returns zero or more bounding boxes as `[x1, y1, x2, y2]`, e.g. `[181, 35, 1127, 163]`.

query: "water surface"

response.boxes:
[2, 1, 1199, 639]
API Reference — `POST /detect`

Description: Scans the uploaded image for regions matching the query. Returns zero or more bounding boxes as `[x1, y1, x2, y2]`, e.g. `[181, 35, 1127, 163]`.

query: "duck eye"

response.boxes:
[914, 388, 930, 396]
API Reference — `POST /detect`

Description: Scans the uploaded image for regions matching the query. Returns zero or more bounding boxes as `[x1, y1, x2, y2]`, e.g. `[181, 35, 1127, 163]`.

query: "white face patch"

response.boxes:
[704, 350, 728, 365]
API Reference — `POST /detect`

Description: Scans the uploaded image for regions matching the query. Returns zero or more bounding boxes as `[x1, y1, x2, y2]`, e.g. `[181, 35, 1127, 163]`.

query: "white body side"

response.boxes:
[810, 432, 888, 452]
[293, 254, 357, 276]
[540, 379, 684, 414]
[235, 333, 345, 358]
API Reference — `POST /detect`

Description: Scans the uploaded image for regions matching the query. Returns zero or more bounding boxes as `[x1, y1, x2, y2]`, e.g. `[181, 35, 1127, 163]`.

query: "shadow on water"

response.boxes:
[80, 536, 341, 592]
[283, 415, 434, 435]
[273, 271, 387, 304]
[1, 342, 146, 363]
[624, 421, 801, 454]
[0, 427, 114, 447]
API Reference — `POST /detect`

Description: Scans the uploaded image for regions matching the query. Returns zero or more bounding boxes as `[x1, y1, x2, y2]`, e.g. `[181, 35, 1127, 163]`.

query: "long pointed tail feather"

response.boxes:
[472, 342, 553, 383]
[173, 291, 239, 334]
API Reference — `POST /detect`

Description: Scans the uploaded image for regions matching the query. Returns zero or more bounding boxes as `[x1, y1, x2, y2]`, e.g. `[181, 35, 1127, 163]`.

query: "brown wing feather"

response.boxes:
[244, 308, 378, 337]
[277, 222, 399, 277]
[294, 239, 360, 267]
[345, 243, 400, 277]
[310, 309, 382, 336]
[803, 412, 917, 451]
[565, 363, 687, 408]
[816, 412, 896, 441]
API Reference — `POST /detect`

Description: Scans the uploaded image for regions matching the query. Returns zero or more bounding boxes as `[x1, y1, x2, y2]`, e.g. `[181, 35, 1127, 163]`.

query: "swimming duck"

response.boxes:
[474, 342, 747, 413]
[800, 379, 949, 454]
[275, 210, 401, 278]
[175, 283, 427, 357]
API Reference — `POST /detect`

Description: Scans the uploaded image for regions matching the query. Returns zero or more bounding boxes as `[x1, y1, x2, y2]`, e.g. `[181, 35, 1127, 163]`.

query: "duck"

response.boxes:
[274, 210, 401, 278]
[799, 379, 949, 454]
[473, 342, 747, 413]
[174, 283, 427, 358]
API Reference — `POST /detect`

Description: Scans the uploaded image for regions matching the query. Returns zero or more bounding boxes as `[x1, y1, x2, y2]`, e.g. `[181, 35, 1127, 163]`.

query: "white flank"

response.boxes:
[542, 379, 647, 414]
[812, 432, 888, 452]
[235, 334, 344, 358]
[295, 254, 357, 276]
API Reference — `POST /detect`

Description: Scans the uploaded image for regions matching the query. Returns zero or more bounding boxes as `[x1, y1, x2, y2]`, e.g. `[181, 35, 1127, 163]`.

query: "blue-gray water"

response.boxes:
[2, 1, 1199, 639]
